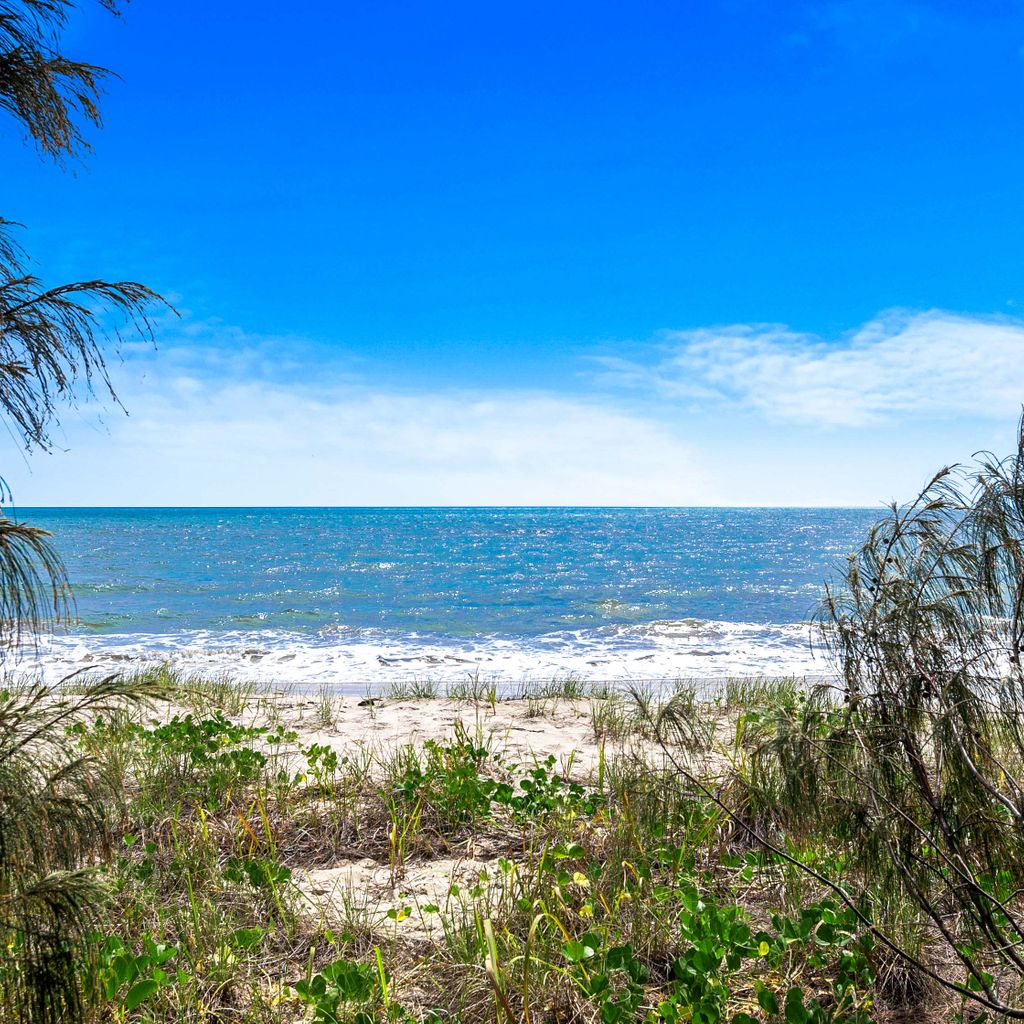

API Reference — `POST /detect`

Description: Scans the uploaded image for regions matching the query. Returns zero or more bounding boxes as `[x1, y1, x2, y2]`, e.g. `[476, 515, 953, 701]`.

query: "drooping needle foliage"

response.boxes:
[0, 0, 168, 650]
[729, 414, 1024, 1016]
[808, 416, 1024, 1014]
[0, 0, 119, 160]
[0, 3, 170, 1022]
[0, 675, 167, 1024]
[0, 219, 160, 453]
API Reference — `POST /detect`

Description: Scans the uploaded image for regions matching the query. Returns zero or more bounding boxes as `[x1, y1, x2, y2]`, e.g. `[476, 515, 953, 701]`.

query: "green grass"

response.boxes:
[14, 669, 982, 1023]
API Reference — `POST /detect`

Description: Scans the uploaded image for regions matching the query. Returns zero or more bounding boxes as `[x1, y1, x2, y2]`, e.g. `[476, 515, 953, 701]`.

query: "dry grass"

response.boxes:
[19, 668, 991, 1023]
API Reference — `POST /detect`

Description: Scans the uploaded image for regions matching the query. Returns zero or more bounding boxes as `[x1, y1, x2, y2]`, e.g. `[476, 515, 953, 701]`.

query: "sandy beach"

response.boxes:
[251, 692, 616, 941]
[152, 683, 710, 942]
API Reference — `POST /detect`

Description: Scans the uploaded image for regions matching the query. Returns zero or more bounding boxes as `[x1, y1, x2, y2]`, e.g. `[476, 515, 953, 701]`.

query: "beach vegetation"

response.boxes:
[17, 606, 1024, 1022]
[0, 20, 172, 1015]
[639, 415, 1024, 1021]
[385, 679, 442, 700]
[0, 674, 167, 1024]
[0, 672, 904, 1022]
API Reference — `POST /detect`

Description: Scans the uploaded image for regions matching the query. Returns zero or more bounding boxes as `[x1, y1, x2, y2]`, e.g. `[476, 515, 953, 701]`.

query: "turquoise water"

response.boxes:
[18, 507, 878, 687]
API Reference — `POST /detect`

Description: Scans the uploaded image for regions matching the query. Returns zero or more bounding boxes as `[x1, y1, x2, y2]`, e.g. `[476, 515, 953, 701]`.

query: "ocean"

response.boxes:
[15, 507, 879, 690]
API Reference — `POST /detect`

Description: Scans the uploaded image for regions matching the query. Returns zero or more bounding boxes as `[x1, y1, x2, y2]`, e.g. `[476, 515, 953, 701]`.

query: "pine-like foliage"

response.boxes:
[807, 418, 1024, 1015]
[0, 675, 167, 1024]
[0, 0, 121, 160]
[0, 219, 160, 453]
[0, 0, 166, 650]
[0, 4, 170, 1021]
[0, 215, 163, 648]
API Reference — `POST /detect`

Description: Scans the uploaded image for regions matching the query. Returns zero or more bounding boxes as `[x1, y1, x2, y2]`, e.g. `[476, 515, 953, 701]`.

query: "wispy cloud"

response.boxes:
[12, 308, 1022, 507]
[596, 310, 1024, 428]
[120, 311, 363, 387]
[14, 330, 716, 506]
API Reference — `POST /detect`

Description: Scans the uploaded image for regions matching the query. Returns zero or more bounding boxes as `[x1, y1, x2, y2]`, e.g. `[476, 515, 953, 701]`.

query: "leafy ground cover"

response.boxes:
[11, 669, 980, 1022]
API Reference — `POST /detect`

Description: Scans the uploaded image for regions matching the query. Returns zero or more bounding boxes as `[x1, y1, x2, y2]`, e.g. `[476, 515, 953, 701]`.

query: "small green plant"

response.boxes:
[223, 855, 294, 925]
[564, 936, 647, 1024]
[390, 727, 499, 829]
[127, 712, 297, 810]
[114, 833, 158, 885]
[315, 684, 337, 727]
[495, 754, 604, 819]
[652, 885, 758, 1024]
[293, 952, 430, 1024]
[388, 732, 604, 835]
[223, 855, 292, 891]
[767, 901, 875, 1023]
[86, 932, 189, 1018]
[293, 957, 379, 1024]
[305, 741, 342, 793]
[385, 678, 440, 699]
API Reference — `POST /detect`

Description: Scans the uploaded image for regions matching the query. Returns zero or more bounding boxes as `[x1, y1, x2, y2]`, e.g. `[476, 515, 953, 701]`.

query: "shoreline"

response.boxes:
[14, 616, 833, 690]
[16, 656, 839, 699]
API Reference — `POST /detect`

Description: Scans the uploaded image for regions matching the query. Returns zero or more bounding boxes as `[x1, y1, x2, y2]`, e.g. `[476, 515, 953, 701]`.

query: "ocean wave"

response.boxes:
[9, 619, 834, 691]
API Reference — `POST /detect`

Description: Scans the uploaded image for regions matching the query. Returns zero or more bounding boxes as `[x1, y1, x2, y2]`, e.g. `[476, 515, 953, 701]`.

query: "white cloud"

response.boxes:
[8, 348, 717, 506]
[596, 310, 1024, 427]
[9, 308, 1023, 507]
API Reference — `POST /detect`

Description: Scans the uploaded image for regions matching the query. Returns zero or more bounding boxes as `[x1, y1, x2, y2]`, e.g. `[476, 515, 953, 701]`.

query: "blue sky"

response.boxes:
[5, 0, 1024, 505]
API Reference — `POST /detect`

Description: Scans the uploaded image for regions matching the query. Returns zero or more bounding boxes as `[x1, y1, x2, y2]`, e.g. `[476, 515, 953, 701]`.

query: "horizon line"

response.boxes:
[9, 503, 885, 511]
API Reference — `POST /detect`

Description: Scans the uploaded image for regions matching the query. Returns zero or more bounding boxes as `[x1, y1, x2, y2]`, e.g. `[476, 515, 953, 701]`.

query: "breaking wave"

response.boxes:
[16, 618, 831, 692]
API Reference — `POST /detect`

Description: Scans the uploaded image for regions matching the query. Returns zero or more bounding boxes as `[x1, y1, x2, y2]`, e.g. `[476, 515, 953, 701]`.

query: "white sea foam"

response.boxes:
[11, 619, 833, 692]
